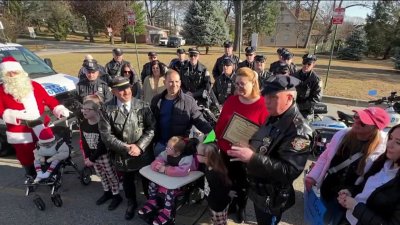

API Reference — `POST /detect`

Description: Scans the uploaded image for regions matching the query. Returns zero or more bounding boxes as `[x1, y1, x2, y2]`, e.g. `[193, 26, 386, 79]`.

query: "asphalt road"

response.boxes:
[0, 103, 360, 225]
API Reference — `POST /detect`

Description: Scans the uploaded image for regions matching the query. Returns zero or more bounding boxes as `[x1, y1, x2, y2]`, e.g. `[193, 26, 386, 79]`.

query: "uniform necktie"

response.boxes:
[122, 104, 129, 115]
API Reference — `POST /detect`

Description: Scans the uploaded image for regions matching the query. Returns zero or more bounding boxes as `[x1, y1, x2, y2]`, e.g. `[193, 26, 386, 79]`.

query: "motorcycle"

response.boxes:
[337, 91, 400, 132]
[309, 102, 348, 157]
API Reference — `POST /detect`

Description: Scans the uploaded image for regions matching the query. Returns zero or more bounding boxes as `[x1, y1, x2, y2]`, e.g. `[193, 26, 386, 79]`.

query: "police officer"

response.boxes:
[105, 48, 130, 81]
[293, 54, 322, 120]
[141, 51, 158, 83]
[169, 48, 187, 73]
[237, 46, 256, 70]
[281, 51, 296, 75]
[227, 75, 313, 225]
[212, 57, 236, 105]
[254, 55, 271, 91]
[180, 47, 211, 107]
[275, 63, 290, 76]
[99, 76, 155, 220]
[76, 60, 113, 105]
[212, 40, 240, 79]
[78, 55, 107, 82]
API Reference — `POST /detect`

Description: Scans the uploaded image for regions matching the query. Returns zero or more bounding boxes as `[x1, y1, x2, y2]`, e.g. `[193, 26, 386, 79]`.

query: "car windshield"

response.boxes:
[161, 37, 167, 40]
[0, 46, 56, 79]
[169, 37, 179, 41]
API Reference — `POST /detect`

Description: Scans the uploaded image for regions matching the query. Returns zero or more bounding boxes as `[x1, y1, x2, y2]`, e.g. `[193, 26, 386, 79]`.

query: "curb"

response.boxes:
[322, 95, 369, 107]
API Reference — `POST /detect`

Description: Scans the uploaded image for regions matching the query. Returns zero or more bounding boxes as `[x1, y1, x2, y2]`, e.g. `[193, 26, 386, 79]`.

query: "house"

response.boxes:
[260, 3, 311, 48]
[128, 24, 169, 44]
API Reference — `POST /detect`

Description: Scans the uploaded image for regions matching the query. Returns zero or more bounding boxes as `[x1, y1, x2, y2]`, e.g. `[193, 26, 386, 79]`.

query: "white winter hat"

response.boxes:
[0, 56, 24, 73]
[38, 127, 55, 144]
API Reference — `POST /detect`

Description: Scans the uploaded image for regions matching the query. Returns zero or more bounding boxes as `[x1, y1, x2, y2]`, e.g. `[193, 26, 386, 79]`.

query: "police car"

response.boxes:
[0, 43, 79, 156]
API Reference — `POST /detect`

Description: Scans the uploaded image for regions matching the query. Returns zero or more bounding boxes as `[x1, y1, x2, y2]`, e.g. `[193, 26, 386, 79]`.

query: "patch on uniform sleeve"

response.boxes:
[205, 71, 210, 77]
[291, 137, 311, 151]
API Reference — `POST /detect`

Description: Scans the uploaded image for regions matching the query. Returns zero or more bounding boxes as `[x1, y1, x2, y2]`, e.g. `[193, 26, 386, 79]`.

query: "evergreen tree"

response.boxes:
[337, 28, 366, 61]
[182, 0, 228, 48]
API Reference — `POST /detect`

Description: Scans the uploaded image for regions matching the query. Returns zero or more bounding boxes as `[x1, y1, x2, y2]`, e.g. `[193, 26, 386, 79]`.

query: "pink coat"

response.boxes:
[151, 150, 195, 177]
[306, 128, 387, 187]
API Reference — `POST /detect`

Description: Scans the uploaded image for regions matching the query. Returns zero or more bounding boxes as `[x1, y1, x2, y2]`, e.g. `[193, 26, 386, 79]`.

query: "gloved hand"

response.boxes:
[202, 90, 208, 99]
[53, 105, 71, 119]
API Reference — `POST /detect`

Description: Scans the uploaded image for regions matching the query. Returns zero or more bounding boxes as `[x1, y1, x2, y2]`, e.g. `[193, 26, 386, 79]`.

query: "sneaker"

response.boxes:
[96, 191, 113, 205]
[108, 194, 123, 211]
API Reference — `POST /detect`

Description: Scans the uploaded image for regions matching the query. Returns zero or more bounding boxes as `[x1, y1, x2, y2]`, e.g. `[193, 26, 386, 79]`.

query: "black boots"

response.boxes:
[96, 191, 113, 205]
[108, 194, 123, 211]
[23, 165, 36, 178]
[125, 199, 138, 220]
[236, 207, 245, 223]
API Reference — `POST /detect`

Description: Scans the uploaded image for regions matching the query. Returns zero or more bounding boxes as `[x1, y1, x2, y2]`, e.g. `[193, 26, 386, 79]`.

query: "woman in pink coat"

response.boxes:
[304, 107, 390, 225]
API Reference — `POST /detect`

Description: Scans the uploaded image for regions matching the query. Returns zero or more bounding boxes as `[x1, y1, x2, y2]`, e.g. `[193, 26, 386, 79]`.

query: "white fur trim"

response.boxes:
[6, 131, 33, 144]
[2, 109, 21, 125]
[21, 92, 40, 118]
[32, 124, 45, 139]
[53, 105, 69, 118]
[38, 136, 55, 144]
[0, 61, 23, 73]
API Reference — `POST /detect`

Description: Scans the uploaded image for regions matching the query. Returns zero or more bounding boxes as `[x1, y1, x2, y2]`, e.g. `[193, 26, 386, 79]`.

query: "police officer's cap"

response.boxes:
[188, 48, 200, 55]
[109, 76, 132, 91]
[277, 47, 287, 55]
[245, 46, 255, 54]
[223, 41, 233, 48]
[276, 63, 290, 75]
[148, 51, 157, 57]
[112, 48, 123, 56]
[281, 51, 294, 60]
[261, 75, 300, 96]
[254, 55, 266, 63]
[222, 57, 234, 66]
[302, 54, 317, 64]
[84, 60, 100, 72]
[177, 48, 185, 54]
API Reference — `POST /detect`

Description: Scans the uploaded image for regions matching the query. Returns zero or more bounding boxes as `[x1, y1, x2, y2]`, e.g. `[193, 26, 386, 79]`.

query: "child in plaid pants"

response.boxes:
[80, 95, 122, 210]
[197, 143, 232, 225]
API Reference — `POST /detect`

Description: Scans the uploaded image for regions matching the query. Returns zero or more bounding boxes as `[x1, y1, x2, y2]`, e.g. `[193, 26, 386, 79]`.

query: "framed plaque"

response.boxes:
[222, 113, 260, 144]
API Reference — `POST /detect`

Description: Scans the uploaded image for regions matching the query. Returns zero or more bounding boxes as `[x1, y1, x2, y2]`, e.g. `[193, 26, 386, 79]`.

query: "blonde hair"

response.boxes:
[235, 67, 260, 98]
[83, 94, 103, 111]
[337, 128, 381, 175]
[168, 136, 186, 154]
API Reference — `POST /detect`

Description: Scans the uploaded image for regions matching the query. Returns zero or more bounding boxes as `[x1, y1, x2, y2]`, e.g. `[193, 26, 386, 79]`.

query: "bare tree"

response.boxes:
[144, 0, 165, 26]
[303, 0, 321, 48]
[294, 22, 308, 48]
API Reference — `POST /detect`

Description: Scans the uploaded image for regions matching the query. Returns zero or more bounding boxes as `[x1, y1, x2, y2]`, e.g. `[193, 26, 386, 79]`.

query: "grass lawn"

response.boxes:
[30, 35, 399, 101]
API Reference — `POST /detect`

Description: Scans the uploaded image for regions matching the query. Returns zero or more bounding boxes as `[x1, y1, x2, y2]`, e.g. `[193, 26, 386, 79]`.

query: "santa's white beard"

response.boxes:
[3, 71, 33, 101]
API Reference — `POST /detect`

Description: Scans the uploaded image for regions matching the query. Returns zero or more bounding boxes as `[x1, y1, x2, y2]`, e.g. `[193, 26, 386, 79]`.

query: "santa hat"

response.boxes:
[38, 127, 55, 144]
[0, 56, 24, 74]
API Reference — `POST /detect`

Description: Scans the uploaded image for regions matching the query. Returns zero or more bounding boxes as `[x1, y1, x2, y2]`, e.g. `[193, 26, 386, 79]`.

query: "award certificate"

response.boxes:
[222, 113, 260, 144]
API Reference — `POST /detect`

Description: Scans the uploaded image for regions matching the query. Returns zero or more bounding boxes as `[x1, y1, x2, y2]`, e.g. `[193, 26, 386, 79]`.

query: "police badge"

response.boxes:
[259, 137, 271, 154]
[291, 137, 310, 151]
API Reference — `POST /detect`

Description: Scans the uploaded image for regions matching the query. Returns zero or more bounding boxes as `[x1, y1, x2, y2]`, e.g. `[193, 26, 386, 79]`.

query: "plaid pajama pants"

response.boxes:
[93, 154, 119, 195]
[209, 204, 229, 225]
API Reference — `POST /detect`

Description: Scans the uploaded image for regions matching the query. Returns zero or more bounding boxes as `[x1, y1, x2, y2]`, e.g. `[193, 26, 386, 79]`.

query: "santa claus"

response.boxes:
[0, 56, 70, 177]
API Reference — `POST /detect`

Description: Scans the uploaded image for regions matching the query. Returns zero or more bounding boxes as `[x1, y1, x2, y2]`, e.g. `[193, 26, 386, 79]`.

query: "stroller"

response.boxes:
[139, 138, 206, 225]
[24, 118, 91, 211]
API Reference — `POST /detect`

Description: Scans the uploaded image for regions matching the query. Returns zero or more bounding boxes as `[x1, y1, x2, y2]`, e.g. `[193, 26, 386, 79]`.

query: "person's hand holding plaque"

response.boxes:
[222, 113, 260, 145]
[227, 142, 254, 163]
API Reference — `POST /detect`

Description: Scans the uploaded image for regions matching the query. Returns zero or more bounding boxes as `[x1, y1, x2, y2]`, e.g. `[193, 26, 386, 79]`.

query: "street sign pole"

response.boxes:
[132, 24, 141, 75]
[325, 7, 345, 89]
[127, 10, 141, 74]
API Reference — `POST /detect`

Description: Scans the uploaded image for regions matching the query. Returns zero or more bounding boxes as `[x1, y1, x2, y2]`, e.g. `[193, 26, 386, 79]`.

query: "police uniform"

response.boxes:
[169, 48, 187, 73]
[269, 51, 296, 76]
[140, 52, 158, 83]
[292, 54, 322, 119]
[212, 57, 236, 105]
[237, 46, 256, 70]
[247, 75, 313, 225]
[212, 41, 240, 79]
[254, 55, 271, 91]
[105, 48, 130, 80]
[180, 49, 211, 106]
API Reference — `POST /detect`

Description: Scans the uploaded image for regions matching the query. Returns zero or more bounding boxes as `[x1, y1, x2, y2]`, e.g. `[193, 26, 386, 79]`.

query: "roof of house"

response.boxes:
[145, 24, 169, 32]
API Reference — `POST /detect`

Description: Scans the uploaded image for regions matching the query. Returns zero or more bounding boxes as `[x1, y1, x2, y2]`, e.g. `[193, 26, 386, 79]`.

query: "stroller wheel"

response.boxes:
[51, 194, 63, 207]
[80, 166, 92, 185]
[33, 195, 45, 211]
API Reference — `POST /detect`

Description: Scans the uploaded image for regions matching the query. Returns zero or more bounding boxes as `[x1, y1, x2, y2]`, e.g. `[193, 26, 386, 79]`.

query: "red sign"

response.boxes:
[332, 7, 345, 25]
[127, 11, 136, 26]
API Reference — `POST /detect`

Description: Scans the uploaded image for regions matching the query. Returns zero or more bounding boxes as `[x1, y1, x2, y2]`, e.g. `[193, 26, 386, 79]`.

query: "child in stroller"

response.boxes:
[138, 136, 199, 225]
[33, 127, 69, 183]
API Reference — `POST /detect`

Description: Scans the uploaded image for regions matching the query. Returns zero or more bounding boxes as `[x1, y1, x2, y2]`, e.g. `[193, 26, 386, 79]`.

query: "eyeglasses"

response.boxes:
[123, 71, 131, 74]
[166, 146, 175, 152]
[303, 62, 312, 66]
[189, 54, 198, 58]
[235, 81, 250, 87]
[353, 114, 366, 127]
[246, 54, 253, 56]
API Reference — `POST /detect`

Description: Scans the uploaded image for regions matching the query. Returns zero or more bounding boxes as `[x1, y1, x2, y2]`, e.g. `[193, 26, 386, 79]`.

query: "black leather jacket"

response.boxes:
[237, 60, 255, 70]
[212, 73, 236, 105]
[141, 62, 152, 83]
[269, 61, 296, 75]
[76, 78, 113, 104]
[292, 69, 322, 118]
[257, 70, 272, 91]
[105, 59, 130, 79]
[247, 104, 312, 215]
[99, 98, 155, 171]
[150, 90, 212, 143]
[169, 58, 187, 74]
[212, 54, 240, 79]
[180, 61, 211, 106]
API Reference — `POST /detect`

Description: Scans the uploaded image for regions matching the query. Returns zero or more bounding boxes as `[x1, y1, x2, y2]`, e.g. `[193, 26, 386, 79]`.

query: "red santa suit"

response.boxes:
[0, 57, 69, 166]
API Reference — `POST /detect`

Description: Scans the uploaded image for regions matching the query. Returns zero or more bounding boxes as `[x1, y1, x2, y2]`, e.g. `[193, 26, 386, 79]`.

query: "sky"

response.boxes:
[344, 5, 372, 19]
